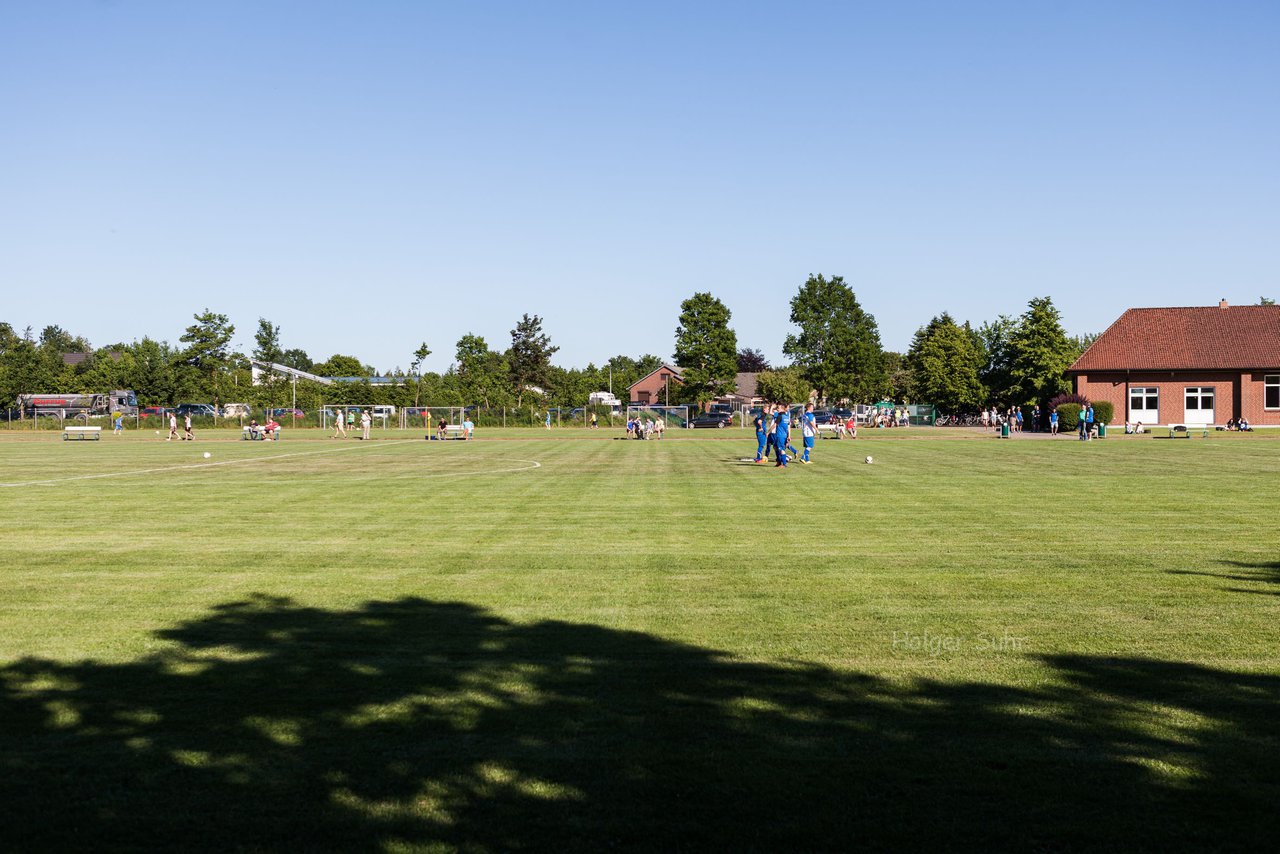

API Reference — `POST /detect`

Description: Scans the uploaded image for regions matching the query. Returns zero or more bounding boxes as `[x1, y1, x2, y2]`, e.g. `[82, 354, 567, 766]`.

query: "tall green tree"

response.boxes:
[977, 315, 1016, 406]
[312, 355, 369, 377]
[783, 274, 885, 403]
[178, 309, 236, 405]
[455, 334, 509, 408]
[755, 367, 810, 404]
[673, 292, 738, 405]
[508, 314, 558, 407]
[1007, 296, 1075, 405]
[410, 342, 432, 407]
[906, 313, 985, 412]
[252, 318, 283, 364]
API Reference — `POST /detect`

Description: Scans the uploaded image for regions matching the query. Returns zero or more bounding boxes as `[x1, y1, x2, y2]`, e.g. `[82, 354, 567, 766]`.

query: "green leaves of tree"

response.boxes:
[783, 275, 886, 403]
[674, 293, 738, 404]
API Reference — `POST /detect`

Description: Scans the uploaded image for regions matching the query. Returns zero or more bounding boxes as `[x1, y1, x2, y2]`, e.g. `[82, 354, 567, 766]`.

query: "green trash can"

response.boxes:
[1097, 423, 1107, 438]
[1001, 422, 1010, 438]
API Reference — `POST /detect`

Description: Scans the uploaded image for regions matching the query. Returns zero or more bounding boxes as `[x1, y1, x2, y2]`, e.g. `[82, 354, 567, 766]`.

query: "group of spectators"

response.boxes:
[246, 418, 281, 440]
[981, 405, 1045, 433]
[872, 408, 911, 428]
[626, 415, 665, 439]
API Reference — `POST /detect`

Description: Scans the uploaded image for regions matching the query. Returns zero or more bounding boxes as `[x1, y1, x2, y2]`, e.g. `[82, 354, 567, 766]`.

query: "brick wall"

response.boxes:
[1073, 371, 1280, 426]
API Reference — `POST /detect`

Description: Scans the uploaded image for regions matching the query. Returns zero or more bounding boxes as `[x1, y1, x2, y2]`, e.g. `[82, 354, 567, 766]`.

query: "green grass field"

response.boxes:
[2, 427, 1277, 851]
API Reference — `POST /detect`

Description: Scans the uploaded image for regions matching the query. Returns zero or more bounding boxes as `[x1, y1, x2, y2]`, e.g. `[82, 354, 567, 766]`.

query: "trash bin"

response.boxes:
[1001, 422, 1010, 438]
[1097, 423, 1107, 438]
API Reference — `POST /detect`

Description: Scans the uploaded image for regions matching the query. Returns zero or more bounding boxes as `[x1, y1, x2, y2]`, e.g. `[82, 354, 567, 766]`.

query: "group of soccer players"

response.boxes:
[753, 402, 817, 467]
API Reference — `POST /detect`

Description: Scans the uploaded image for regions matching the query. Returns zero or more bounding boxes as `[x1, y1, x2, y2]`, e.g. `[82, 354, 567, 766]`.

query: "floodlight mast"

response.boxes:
[250, 360, 334, 427]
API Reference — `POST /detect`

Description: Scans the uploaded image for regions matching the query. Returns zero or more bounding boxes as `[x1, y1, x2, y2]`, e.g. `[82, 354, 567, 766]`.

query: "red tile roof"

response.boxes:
[1070, 304, 1280, 372]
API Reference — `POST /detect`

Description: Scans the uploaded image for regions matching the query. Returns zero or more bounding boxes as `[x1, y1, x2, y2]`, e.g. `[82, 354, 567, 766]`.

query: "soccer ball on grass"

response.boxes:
[865, 456, 874, 464]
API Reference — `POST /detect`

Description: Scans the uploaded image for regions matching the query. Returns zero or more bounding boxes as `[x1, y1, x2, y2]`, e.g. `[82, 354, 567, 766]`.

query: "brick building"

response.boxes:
[628, 364, 683, 406]
[1068, 301, 1280, 427]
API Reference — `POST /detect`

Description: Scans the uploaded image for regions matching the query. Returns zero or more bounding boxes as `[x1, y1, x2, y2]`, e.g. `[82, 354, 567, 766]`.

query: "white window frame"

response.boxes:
[1128, 387, 1159, 413]
[1266, 375, 1280, 410]
[1184, 386, 1215, 411]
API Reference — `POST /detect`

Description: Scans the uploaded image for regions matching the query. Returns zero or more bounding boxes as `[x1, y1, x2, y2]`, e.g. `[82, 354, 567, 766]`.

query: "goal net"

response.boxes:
[626, 404, 690, 429]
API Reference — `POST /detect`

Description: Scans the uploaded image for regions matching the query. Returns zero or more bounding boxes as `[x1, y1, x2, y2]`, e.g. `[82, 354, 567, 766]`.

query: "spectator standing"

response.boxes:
[333, 409, 347, 438]
[361, 409, 372, 440]
[1049, 409, 1059, 436]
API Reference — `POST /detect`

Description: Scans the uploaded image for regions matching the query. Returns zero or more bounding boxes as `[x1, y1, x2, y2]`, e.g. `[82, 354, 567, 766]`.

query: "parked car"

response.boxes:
[222, 402, 251, 418]
[139, 406, 170, 419]
[691, 412, 734, 428]
[173, 403, 218, 418]
[270, 408, 305, 417]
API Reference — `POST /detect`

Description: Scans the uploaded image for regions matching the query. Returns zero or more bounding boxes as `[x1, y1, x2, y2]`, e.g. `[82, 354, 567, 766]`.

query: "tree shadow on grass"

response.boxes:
[2, 596, 1276, 851]
[1167, 561, 1280, 596]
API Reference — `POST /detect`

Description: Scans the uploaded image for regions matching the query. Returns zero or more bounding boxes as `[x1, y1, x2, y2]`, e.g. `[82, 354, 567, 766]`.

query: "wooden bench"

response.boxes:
[63, 426, 102, 441]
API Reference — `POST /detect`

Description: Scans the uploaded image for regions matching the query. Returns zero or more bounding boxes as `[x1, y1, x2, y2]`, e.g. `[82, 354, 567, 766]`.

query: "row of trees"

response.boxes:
[2, 279, 1103, 414]
[0, 313, 666, 414]
[671, 277, 1093, 411]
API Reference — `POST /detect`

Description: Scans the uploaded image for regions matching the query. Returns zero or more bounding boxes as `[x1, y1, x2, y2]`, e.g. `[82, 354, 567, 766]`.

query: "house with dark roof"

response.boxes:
[628, 364, 682, 406]
[1068, 300, 1280, 427]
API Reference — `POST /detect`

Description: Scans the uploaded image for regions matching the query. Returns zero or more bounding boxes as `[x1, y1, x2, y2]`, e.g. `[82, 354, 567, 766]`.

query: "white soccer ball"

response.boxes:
[865, 455, 874, 464]
[203, 452, 211, 459]
[155, 430, 160, 435]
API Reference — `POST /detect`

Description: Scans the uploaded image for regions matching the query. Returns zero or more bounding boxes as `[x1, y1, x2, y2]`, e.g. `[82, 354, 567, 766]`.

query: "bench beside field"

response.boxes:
[431, 425, 468, 439]
[62, 426, 102, 441]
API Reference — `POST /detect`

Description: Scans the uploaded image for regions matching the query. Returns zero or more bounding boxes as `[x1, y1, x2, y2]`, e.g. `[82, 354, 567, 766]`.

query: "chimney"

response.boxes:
[1219, 299, 1229, 309]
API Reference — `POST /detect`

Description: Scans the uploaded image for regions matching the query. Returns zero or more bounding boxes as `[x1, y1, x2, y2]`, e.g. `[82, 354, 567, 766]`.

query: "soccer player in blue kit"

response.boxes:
[753, 406, 771, 463]
[774, 405, 792, 468]
[800, 402, 817, 463]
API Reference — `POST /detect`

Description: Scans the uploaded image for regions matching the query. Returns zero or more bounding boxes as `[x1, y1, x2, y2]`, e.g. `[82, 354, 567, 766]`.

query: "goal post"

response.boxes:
[626, 404, 691, 429]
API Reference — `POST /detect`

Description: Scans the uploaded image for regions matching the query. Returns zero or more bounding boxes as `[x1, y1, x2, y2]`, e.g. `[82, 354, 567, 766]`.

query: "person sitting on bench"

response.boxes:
[247, 419, 261, 440]
[263, 418, 281, 440]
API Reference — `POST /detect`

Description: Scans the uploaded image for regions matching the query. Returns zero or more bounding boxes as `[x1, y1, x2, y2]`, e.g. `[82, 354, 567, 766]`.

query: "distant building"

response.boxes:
[716, 372, 762, 409]
[1068, 300, 1280, 427]
[628, 364, 682, 406]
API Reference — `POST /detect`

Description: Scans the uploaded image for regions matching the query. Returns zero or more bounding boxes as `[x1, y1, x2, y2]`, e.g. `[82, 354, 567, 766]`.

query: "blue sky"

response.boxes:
[2, 1, 1277, 374]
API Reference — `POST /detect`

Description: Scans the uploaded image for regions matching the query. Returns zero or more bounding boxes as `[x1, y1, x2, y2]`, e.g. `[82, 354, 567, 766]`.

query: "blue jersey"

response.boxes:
[754, 413, 768, 434]
[774, 411, 790, 438]
[802, 412, 816, 438]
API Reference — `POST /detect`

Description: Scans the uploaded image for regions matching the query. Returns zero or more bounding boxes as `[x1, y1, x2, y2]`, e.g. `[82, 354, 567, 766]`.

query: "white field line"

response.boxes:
[398, 459, 542, 479]
[0, 440, 540, 488]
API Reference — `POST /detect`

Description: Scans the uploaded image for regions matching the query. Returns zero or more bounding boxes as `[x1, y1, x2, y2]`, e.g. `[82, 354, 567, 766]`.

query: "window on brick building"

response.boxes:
[1129, 387, 1158, 413]
[1266, 375, 1279, 410]
[1184, 387, 1214, 410]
